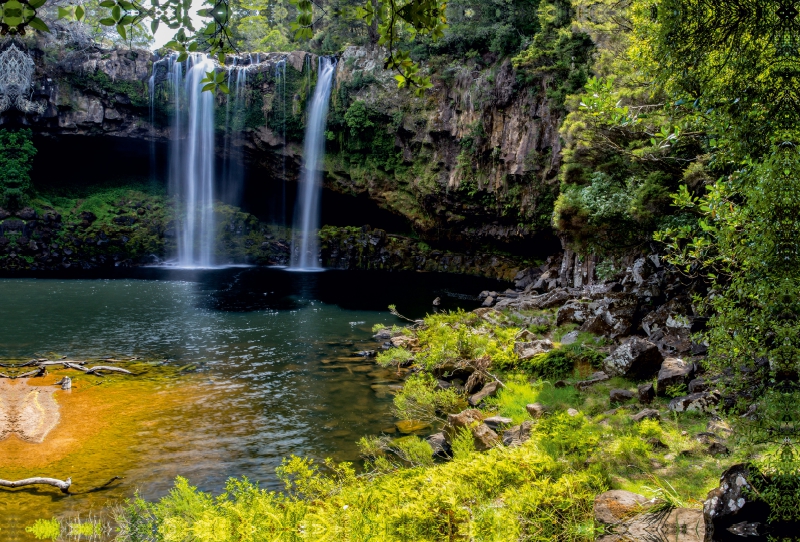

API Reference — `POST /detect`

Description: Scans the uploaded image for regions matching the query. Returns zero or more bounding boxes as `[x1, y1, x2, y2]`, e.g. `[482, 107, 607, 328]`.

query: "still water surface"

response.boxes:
[0, 268, 502, 538]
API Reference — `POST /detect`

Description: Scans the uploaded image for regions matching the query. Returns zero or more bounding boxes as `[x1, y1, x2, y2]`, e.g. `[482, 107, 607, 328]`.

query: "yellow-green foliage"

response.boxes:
[412, 310, 519, 370]
[392, 373, 462, 423]
[119, 434, 606, 542]
[25, 518, 60, 540]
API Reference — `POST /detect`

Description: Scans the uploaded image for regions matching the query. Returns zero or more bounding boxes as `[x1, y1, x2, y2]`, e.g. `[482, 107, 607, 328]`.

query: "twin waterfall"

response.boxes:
[291, 57, 337, 270]
[158, 54, 336, 270]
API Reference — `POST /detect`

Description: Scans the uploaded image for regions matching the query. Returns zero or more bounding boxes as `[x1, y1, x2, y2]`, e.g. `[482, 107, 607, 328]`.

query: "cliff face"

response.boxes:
[2, 41, 565, 256]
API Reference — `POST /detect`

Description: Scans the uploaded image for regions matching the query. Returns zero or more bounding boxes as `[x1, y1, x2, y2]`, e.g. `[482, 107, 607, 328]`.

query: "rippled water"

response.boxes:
[0, 268, 503, 539]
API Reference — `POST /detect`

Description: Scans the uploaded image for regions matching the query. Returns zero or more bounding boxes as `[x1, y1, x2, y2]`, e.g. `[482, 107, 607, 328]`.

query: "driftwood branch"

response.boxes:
[0, 477, 72, 493]
[0, 357, 136, 379]
[0, 476, 123, 495]
[86, 366, 133, 375]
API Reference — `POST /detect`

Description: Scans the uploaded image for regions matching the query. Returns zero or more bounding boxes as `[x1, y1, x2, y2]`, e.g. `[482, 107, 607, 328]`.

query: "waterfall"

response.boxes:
[291, 56, 336, 270]
[168, 54, 217, 268]
[221, 60, 248, 205]
[148, 63, 156, 185]
[275, 58, 287, 226]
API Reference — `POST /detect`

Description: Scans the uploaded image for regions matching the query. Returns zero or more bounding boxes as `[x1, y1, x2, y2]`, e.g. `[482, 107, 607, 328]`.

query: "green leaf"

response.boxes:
[201, 83, 216, 92]
[150, 19, 159, 33]
[112, 4, 121, 19]
[29, 0, 47, 8]
[117, 23, 127, 39]
[75, 3, 85, 18]
[28, 16, 50, 32]
[218, 83, 230, 94]
[99, 17, 116, 25]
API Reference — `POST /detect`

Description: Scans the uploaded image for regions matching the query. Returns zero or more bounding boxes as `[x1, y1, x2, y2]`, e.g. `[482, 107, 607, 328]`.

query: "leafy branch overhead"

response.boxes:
[24, 0, 447, 96]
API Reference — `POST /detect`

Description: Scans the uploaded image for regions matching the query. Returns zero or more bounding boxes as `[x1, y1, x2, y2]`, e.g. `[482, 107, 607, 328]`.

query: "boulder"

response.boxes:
[526, 402, 547, 418]
[426, 432, 451, 458]
[603, 337, 663, 379]
[471, 423, 500, 451]
[688, 377, 707, 394]
[481, 296, 495, 307]
[483, 416, 512, 430]
[579, 293, 638, 339]
[514, 339, 554, 360]
[556, 301, 589, 326]
[610, 389, 635, 403]
[594, 490, 648, 524]
[560, 330, 580, 345]
[567, 408, 580, 417]
[631, 409, 661, 422]
[632, 257, 657, 285]
[668, 392, 719, 413]
[706, 416, 733, 437]
[704, 464, 766, 541]
[637, 383, 655, 404]
[502, 421, 533, 447]
[390, 335, 415, 347]
[641, 296, 693, 337]
[447, 409, 483, 429]
[468, 381, 500, 406]
[657, 357, 693, 396]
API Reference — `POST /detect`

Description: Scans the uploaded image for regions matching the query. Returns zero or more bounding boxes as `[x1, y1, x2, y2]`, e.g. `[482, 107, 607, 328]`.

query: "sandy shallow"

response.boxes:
[0, 379, 60, 444]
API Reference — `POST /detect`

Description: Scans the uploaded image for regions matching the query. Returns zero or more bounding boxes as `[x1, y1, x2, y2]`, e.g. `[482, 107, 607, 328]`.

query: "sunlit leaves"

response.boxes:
[200, 69, 230, 94]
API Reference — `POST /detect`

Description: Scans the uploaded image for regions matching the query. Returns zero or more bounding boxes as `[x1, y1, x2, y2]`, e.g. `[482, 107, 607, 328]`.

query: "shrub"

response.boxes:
[392, 373, 462, 424]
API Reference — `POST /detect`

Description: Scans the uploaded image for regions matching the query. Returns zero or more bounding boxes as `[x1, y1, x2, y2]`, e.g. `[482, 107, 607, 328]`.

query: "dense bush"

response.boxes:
[0, 129, 36, 211]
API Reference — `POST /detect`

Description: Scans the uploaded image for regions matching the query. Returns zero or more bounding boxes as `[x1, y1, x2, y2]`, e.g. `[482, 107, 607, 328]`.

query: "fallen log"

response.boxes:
[0, 476, 122, 495]
[86, 366, 133, 375]
[0, 477, 72, 493]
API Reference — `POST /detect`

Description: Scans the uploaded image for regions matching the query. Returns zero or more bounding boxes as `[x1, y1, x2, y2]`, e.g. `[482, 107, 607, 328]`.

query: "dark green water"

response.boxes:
[0, 268, 502, 539]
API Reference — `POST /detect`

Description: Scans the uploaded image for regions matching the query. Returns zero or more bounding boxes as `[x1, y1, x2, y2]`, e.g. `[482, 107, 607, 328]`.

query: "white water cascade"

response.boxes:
[291, 56, 337, 270]
[169, 54, 217, 268]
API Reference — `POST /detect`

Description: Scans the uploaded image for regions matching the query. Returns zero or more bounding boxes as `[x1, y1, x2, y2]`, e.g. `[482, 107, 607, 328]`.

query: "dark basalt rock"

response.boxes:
[704, 464, 767, 541]
[603, 337, 663, 380]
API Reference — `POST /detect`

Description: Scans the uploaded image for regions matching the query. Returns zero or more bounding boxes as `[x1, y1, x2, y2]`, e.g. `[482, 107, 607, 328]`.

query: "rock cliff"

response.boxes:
[1, 40, 565, 256]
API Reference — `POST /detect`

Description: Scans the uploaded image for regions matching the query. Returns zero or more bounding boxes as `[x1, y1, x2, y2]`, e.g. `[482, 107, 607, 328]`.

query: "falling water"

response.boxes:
[291, 56, 337, 270]
[170, 54, 217, 268]
[275, 58, 287, 226]
[221, 60, 248, 205]
[148, 62, 156, 184]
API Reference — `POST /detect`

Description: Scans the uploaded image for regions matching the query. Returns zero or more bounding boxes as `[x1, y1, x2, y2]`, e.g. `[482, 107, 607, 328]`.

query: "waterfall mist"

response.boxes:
[291, 56, 337, 270]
